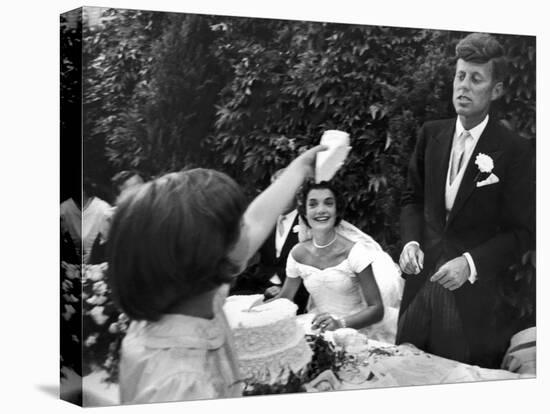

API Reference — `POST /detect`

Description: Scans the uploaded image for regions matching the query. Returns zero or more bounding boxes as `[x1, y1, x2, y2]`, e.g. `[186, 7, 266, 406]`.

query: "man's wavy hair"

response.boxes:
[107, 168, 247, 322]
[297, 180, 344, 228]
[455, 33, 508, 83]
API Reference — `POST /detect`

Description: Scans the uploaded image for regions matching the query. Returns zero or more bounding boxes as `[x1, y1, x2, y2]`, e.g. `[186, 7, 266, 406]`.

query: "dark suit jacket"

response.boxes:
[257, 214, 310, 313]
[400, 117, 535, 364]
[230, 213, 310, 313]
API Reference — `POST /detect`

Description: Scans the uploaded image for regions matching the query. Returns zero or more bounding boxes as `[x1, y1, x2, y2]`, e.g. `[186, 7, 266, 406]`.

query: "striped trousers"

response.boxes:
[396, 279, 470, 363]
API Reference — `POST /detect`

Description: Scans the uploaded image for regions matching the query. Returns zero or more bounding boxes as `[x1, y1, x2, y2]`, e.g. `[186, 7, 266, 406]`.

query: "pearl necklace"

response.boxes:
[312, 233, 337, 249]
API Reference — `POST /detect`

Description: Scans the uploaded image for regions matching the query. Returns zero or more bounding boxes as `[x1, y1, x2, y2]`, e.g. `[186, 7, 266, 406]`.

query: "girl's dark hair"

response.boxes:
[455, 33, 508, 83]
[297, 180, 344, 228]
[106, 168, 247, 322]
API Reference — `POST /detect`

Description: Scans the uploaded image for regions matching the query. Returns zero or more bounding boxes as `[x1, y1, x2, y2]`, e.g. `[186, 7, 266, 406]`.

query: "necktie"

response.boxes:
[450, 130, 470, 184]
[277, 215, 286, 237]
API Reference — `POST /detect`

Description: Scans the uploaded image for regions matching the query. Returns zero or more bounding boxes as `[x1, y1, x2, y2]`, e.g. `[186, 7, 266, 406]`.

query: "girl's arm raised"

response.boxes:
[228, 145, 326, 267]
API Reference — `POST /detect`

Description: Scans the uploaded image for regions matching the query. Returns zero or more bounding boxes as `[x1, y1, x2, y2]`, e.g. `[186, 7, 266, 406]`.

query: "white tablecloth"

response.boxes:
[295, 314, 532, 391]
[336, 339, 530, 390]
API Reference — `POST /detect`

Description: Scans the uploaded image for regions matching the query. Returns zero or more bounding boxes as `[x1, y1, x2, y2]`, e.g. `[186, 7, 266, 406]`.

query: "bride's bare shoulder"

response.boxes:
[290, 241, 313, 263]
[337, 234, 355, 254]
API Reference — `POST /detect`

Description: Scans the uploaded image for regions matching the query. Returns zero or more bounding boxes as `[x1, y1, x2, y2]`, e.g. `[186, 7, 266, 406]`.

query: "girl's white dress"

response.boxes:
[118, 285, 242, 403]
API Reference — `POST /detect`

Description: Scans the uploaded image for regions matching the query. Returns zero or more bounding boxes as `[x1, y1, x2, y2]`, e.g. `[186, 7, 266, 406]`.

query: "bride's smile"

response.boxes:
[306, 188, 337, 230]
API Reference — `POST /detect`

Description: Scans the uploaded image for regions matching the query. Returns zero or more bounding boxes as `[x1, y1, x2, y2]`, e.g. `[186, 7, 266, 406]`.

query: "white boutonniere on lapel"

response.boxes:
[474, 153, 499, 187]
[294, 218, 312, 242]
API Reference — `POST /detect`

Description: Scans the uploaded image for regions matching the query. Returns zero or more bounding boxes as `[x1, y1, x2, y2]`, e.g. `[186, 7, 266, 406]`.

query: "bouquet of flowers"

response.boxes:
[61, 260, 82, 378]
[81, 263, 128, 382]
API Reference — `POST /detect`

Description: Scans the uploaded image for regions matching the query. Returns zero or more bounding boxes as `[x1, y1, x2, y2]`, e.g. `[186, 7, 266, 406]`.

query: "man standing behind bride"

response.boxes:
[397, 33, 535, 368]
[245, 168, 310, 314]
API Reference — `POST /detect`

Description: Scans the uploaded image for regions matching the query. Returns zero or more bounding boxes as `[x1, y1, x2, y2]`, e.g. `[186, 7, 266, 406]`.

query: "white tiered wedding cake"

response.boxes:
[223, 295, 313, 384]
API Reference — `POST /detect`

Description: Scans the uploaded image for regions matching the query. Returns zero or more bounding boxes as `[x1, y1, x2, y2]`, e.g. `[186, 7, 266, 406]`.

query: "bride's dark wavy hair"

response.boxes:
[106, 168, 247, 322]
[297, 179, 344, 228]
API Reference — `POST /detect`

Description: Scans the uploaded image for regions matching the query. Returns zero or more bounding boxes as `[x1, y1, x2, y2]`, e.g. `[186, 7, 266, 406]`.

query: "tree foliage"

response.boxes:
[82, 9, 536, 258]
[83, 9, 168, 199]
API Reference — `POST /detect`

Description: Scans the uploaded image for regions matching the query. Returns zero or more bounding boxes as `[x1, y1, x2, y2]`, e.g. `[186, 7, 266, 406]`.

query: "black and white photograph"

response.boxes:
[3, 1, 547, 413]
[58, 4, 538, 407]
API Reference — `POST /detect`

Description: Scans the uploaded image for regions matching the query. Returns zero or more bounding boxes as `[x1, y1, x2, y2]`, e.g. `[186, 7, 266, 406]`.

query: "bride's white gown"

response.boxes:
[287, 242, 402, 344]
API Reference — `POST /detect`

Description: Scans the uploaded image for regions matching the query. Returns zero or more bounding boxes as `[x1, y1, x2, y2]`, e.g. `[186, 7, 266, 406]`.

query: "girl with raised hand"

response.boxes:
[107, 145, 325, 404]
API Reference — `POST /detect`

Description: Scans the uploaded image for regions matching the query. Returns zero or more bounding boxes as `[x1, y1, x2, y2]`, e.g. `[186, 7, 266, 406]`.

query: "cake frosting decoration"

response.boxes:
[223, 295, 313, 384]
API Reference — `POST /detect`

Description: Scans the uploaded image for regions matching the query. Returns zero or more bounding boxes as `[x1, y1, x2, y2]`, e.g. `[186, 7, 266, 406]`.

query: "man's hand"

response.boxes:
[399, 243, 424, 275]
[263, 285, 281, 299]
[430, 256, 470, 290]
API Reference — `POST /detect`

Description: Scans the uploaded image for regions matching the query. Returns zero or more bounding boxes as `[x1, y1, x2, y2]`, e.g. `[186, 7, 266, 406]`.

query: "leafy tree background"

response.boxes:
[61, 10, 83, 386]
[82, 8, 535, 256]
[74, 7, 536, 372]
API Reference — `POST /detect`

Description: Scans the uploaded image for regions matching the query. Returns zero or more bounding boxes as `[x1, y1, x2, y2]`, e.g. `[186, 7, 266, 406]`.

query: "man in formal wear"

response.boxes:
[88, 171, 145, 264]
[257, 199, 310, 314]
[230, 169, 310, 313]
[396, 33, 535, 368]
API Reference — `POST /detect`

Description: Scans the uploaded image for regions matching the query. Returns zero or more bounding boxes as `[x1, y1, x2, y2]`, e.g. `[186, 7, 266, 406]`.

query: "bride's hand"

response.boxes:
[311, 313, 342, 331]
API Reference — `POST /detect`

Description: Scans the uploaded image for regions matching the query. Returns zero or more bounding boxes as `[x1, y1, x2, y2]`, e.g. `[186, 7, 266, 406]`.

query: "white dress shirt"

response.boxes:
[404, 115, 490, 284]
[445, 116, 488, 212]
[275, 209, 298, 258]
[60, 197, 112, 264]
[269, 209, 298, 285]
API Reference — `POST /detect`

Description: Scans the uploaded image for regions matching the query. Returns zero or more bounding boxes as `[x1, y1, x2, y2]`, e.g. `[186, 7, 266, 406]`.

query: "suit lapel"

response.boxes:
[430, 121, 455, 228]
[446, 119, 502, 226]
[280, 214, 300, 259]
[262, 229, 277, 263]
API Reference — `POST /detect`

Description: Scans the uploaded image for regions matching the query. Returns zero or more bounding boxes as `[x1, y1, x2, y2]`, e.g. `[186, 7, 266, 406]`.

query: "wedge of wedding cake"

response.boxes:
[223, 295, 313, 384]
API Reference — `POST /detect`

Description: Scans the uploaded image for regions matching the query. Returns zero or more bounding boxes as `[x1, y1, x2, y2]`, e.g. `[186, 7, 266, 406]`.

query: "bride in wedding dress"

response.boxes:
[268, 180, 403, 343]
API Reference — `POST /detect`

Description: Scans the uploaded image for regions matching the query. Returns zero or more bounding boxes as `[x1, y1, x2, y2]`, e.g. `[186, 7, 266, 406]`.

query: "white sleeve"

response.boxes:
[285, 252, 301, 278]
[347, 243, 376, 275]
[350, 243, 404, 309]
[101, 207, 116, 239]
[463, 252, 478, 284]
[403, 240, 420, 250]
